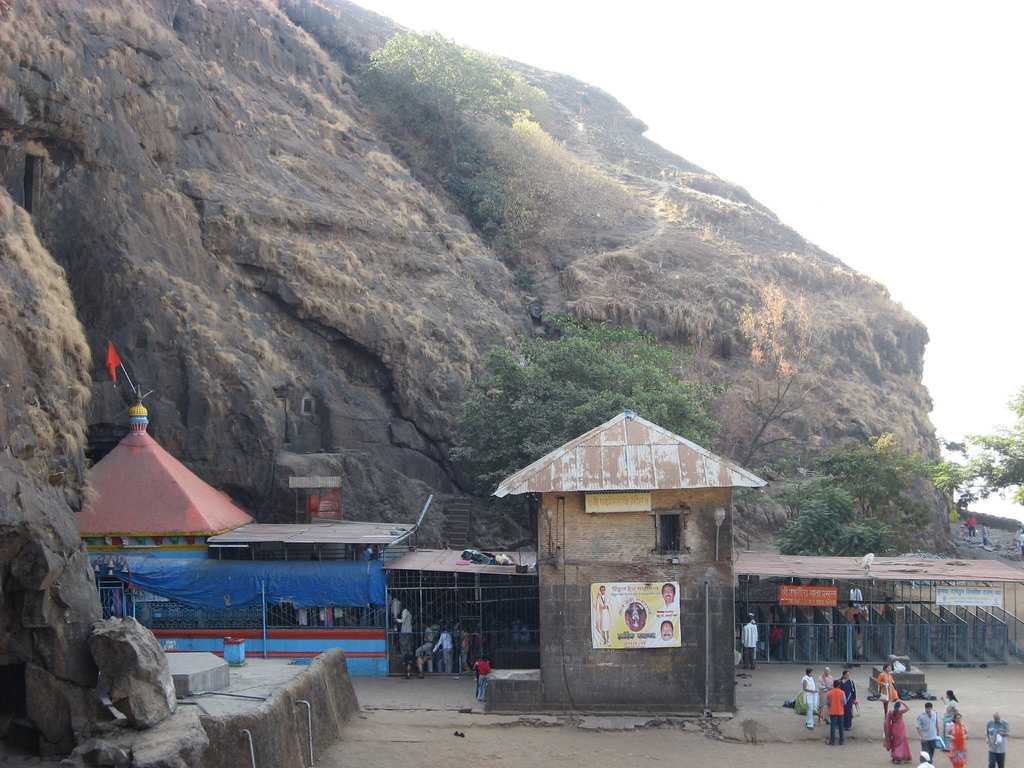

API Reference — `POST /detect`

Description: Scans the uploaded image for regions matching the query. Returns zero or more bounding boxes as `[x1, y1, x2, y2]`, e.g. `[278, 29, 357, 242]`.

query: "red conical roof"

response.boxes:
[79, 430, 254, 536]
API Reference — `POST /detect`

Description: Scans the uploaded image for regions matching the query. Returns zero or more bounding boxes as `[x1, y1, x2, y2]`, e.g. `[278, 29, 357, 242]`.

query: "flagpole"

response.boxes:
[119, 363, 137, 395]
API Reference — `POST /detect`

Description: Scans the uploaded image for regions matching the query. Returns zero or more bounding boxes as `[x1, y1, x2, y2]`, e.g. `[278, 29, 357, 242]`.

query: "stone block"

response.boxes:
[166, 652, 230, 696]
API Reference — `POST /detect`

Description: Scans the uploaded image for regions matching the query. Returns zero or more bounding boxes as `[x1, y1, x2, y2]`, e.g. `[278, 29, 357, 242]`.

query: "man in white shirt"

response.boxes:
[801, 668, 818, 730]
[850, 586, 863, 605]
[741, 614, 758, 670]
[433, 626, 454, 673]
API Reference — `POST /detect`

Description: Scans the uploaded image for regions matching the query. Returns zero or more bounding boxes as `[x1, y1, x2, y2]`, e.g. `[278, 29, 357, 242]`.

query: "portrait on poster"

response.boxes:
[591, 581, 681, 649]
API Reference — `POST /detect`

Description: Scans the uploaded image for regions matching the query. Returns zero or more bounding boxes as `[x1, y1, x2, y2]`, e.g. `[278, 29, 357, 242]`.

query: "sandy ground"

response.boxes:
[320, 663, 1024, 768]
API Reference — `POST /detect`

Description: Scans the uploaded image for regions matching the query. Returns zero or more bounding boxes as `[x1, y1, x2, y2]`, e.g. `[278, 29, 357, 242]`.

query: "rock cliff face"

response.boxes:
[0, 189, 101, 753]
[0, 0, 943, 544]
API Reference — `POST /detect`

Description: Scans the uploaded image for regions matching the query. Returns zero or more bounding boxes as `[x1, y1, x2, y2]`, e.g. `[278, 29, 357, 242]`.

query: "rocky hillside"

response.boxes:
[0, 0, 944, 545]
[0, 189, 101, 753]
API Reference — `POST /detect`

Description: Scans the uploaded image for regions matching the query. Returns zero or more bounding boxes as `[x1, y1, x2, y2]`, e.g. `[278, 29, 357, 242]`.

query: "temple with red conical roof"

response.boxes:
[79, 403, 253, 556]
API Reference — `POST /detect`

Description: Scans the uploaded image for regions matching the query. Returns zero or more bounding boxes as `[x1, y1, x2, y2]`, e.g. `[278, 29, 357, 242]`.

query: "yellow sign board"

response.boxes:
[591, 582, 681, 649]
[584, 492, 652, 514]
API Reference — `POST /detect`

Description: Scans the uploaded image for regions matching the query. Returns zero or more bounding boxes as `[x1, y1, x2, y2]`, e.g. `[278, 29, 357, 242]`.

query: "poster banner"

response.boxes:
[585, 492, 652, 514]
[591, 581, 680, 649]
[778, 584, 838, 607]
[935, 587, 1003, 608]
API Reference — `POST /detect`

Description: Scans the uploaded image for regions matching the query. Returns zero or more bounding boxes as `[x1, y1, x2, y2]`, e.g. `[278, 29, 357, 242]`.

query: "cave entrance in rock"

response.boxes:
[0, 661, 32, 752]
[22, 154, 44, 214]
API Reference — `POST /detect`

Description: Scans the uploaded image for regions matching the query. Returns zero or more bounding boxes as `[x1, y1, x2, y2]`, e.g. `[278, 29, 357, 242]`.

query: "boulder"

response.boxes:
[89, 618, 177, 729]
[65, 710, 208, 768]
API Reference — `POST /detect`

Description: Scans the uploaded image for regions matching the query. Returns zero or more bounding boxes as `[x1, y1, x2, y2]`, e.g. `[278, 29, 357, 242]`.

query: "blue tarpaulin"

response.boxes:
[99, 557, 386, 609]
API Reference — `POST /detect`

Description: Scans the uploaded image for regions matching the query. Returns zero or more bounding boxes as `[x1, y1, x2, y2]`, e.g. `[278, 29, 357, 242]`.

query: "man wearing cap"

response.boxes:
[741, 614, 758, 670]
[917, 750, 934, 768]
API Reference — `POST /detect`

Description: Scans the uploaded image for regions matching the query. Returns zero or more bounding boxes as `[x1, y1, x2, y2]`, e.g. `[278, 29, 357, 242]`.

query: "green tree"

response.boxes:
[970, 387, 1024, 505]
[777, 483, 894, 555]
[775, 434, 932, 555]
[452, 317, 718, 494]
[366, 32, 540, 167]
[817, 433, 930, 527]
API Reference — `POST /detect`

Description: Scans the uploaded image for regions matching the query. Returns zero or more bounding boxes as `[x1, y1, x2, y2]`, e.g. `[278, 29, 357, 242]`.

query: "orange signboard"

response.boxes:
[778, 585, 838, 607]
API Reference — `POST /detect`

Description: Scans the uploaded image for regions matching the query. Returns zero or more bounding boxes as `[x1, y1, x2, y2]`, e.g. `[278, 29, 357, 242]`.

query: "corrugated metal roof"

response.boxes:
[384, 549, 537, 576]
[207, 521, 412, 546]
[494, 411, 766, 497]
[736, 552, 1024, 583]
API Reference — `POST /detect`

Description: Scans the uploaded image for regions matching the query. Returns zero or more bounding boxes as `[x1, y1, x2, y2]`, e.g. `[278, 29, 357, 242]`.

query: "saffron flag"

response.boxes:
[106, 341, 122, 384]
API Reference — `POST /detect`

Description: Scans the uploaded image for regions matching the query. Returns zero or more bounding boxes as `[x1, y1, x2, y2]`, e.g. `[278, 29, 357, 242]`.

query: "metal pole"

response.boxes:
[261, 580, 268, 659]
[384, 580, 391, 676]
[296, 700, 313, 767]
[704, 580, 711, 717]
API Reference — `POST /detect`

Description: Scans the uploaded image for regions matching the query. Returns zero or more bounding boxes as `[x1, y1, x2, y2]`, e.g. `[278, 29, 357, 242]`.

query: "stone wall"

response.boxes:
[537, 489, 735, 712]
[483, 669, 541, 712]
[199, 650, 358, 768]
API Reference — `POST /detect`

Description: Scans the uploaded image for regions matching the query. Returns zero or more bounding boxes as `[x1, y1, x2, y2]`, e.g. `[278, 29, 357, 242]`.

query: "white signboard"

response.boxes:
[935, 587, 1003, 608]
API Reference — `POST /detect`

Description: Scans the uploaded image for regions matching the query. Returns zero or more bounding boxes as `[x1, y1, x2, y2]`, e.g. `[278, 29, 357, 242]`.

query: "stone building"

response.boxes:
[494, 411, 765, 713]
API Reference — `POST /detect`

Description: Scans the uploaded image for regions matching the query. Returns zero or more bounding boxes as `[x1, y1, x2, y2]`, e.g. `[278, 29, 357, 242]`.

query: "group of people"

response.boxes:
[802, 662, 1010, 768]
[799, 666, 858, 744]
[961, 515, 1024, 557]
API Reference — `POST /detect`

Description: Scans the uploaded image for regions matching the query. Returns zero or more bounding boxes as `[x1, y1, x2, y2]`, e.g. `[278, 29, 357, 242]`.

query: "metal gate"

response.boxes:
[386, 570, 539, 674]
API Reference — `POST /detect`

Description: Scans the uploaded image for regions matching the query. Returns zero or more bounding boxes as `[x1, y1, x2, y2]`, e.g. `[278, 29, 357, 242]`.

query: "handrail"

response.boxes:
[296, 699, 314, 767]
[241, 729, 257, 768]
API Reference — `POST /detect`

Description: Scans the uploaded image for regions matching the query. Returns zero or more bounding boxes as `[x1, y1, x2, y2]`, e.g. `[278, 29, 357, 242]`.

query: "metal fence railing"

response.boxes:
[739, 620, 1009, 665]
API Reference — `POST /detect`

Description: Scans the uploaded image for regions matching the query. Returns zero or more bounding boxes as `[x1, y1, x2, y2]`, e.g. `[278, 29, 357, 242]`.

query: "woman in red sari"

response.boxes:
[948, 712, 967, 768]
[885, 701, 913, 764]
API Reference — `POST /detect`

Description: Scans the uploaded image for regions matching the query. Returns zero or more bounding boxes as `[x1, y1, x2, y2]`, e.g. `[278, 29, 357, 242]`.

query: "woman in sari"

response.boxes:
[840, 669, 857, 730]
[947, 712, 967, 768]
[885, 701, 913, 764]
[818, 667, 834, 723]
[940, 690, 961, 750]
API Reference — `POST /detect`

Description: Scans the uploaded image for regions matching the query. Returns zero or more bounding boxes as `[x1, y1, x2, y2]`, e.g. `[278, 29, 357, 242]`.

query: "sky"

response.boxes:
[356, 1, 1024, 519]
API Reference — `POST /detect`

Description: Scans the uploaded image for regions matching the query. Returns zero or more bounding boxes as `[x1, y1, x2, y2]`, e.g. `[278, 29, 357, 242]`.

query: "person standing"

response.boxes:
[850, 585, 864, 605]
[885, 701, 913, 764]
[818, 667, 835, 723]
[801, 668, 818, 730]
[948, 713, 967, 768]
[967, 515, 978, 540]
[986, 712, 1009, 768]
[399, 607, 413, 655]
[741, 614, 758, 670]
[916, 702, 940, 761]
[875, 663, 898, 716]
[770, 624, 784, 659]
[827, 680, 847, 745]
[839, 669, 857, 731]
[1017, 527, 1024, 558]
[390, 596, 402, 630]
[433, 626, 454, 673]
[473, 656, 491, 702]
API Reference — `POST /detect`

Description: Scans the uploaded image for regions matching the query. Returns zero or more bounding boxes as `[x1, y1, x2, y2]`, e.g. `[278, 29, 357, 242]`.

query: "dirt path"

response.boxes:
[320, 664, 1024, 768]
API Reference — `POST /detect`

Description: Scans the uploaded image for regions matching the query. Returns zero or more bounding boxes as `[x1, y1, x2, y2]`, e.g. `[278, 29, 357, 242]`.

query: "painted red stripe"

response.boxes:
[151, 628, 385, 640]
[165, 649, 386, 659]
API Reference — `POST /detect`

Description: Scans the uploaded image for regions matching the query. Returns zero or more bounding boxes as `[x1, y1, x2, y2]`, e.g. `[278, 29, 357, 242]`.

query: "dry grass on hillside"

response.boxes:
[0, 192, 91, 484]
